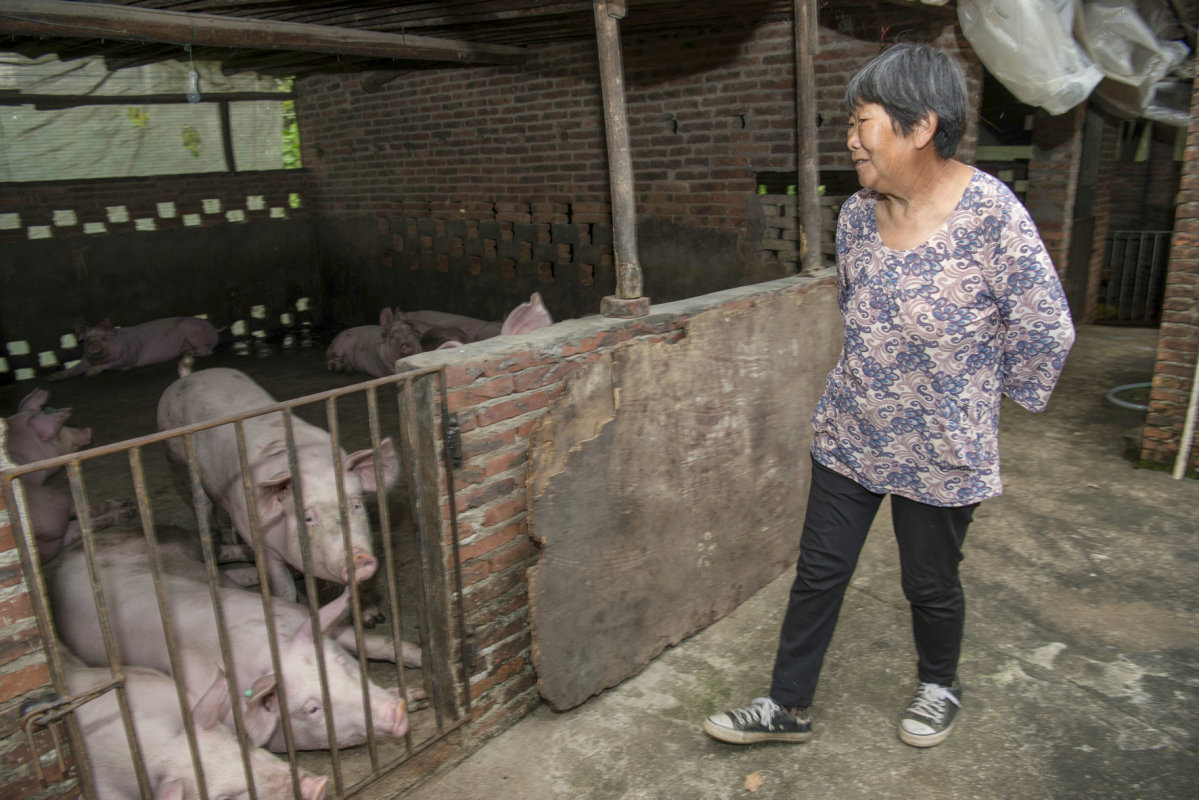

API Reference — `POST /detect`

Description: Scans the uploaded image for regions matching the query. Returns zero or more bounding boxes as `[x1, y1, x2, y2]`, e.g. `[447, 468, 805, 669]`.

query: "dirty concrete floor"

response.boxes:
[399, 323, 1199, 800]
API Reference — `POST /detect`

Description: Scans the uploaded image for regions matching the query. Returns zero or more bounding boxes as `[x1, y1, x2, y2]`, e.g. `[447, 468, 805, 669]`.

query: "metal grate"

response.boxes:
[1100, 231, 1172, 325]
[3, 366, 469, 799]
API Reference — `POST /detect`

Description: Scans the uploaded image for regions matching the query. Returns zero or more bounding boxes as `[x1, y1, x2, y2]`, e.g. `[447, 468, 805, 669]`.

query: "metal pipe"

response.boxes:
[1173, 346, 1199, 480]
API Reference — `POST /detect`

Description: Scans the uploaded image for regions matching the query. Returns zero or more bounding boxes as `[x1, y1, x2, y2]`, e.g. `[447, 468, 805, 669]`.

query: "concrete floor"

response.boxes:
[400, 324, 1199, 800]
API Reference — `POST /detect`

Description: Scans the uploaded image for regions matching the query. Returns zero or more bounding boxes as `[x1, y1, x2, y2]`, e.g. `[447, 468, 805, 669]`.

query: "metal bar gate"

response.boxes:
[2, 365, 470, 799]
[1102, 230, 1173, 325]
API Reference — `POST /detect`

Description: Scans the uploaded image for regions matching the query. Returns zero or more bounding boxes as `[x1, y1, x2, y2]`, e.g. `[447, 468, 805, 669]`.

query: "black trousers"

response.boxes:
[770, 457, 977, 708]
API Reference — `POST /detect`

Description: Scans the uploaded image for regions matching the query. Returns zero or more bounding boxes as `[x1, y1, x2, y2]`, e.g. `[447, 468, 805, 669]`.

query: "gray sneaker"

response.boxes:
[898, 682, 962, 747]
[703, 697, 813, 744]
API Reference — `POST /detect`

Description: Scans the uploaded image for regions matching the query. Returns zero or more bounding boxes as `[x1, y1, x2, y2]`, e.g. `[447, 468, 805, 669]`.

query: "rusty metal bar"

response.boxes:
[324, 394, 383, 778]
[280, 404, 349, 794]
[233, 418, 302, 777]
[183, 431, 268, 800]
[365, 382, 417, 757]
[128, 446, 222, 800]
[66, 461, 155, 800]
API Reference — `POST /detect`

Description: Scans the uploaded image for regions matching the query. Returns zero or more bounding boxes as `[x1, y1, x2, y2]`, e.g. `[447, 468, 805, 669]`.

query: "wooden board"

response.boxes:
[527, 284, 841, 710]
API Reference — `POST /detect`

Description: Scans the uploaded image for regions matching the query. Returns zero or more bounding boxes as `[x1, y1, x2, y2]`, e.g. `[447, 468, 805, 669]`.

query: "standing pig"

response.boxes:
[325, 307, 422, 378]
[49, 316, 219, 380]
[52, 527, 420, 752]
[67, 662, 328, 799]
[157, 366, 399, 601]
[3, 388, 92, 484]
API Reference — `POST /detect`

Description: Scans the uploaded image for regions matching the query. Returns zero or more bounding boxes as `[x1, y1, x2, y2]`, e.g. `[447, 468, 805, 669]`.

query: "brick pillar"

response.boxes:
[1026, 106, 1086, 278]
[0, 427, 75, 799]
[1140, 75, 1199, 473]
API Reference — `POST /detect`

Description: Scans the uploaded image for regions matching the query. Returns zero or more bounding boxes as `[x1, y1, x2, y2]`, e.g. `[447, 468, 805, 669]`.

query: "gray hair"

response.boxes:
[844, 44, 967, 159]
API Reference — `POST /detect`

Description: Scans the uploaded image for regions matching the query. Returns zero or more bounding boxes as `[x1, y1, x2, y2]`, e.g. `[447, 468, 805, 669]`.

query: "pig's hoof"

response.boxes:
[405, 687, 429, 710]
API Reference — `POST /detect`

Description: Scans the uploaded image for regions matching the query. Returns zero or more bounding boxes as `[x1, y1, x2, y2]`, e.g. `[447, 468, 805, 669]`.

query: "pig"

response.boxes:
[3, 388, 92, 484]
[51, 527, 422, 753]
[327, 293, 555, 376]
[407, 291, 554, 345]
[156, 366, 399, 602]
[66, 661, 328, 799]
[49, 316, 219, 380]
[20, 484, 134, 560]
[325, 307, 422, 378]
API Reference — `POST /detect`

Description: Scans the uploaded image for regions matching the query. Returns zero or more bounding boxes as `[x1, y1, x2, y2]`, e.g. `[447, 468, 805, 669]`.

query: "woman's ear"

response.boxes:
[913, 112, 938, 150]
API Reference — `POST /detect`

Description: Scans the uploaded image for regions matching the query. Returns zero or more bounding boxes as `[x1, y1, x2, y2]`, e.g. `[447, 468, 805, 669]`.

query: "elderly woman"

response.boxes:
[703, 43, 1075, 748]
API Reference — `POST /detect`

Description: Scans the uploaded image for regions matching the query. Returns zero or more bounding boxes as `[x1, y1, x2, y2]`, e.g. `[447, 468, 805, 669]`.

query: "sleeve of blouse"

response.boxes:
[834, 196, 855, 315]
[984, 196, 1077, 413]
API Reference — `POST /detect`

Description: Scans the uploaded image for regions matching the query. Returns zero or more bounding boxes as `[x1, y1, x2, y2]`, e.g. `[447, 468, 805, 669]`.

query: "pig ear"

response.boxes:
[29, 409, 68, 441]
[347, 438, 400, 492]
[192, 668, 230, 730]
[18, 389, 47, 413]
[301, 772, 330, 800]
[242, 673, 281, 747]
[154, 778, 185, 800]
[294, 590, 350, 642]
[379, 307, 394, 326]
[100, 319, 115, 331]
[74, 324, 90, 339]
[255, 471, 292, 520]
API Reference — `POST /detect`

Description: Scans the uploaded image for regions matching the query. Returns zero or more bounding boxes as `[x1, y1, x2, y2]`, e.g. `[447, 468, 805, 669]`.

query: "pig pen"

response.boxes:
[1, 274, 843, 799]
[0, 342, 471, 799]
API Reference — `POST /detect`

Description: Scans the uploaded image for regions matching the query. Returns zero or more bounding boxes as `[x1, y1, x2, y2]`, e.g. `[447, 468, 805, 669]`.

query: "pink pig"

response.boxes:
[52, 527, 420, 752]
[3, 388, 92, 484]
[407, 291, 554, 346]
[157, 366, 399, 602]
[21, 484, 133, 560]
[49, 316, 219, 380]
[67, 662, 328, 799]
[325, 307, 422, 378]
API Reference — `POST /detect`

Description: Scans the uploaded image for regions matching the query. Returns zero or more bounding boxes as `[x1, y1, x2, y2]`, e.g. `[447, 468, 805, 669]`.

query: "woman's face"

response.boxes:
[846, 102, 912, 193]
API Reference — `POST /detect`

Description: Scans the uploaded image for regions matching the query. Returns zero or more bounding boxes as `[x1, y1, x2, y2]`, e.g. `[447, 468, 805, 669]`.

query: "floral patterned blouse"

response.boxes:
[811, 168, 1075, 507]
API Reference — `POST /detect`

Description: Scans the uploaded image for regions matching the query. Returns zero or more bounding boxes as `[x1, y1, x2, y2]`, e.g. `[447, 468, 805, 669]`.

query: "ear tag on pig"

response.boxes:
[42, 407, 59, 414]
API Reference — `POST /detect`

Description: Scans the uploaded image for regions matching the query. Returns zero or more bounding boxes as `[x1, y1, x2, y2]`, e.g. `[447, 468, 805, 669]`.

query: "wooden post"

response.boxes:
[594, 0, 649, 318]
[794, 0, 823, 273]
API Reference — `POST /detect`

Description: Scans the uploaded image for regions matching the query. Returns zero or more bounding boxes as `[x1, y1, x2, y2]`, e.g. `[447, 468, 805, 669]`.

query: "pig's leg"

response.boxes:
[264, 550, 298, 602]
[89, 499, 137, 528]
[330, 626, 423, 668]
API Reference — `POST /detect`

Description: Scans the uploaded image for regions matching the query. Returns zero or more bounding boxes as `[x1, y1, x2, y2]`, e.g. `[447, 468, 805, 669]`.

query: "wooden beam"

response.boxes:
[0, 0, 528, 66]
[794, 0, 822, 273]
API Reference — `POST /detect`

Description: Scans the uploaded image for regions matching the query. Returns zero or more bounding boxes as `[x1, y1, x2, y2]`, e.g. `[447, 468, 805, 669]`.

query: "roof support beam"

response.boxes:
[0, 0, 527, 66]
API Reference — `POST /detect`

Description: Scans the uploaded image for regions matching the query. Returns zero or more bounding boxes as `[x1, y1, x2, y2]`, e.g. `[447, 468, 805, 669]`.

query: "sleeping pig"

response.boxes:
[52, 526, 421, 753]
[66, 660, 328, 798]
[49, 316, 219, 380]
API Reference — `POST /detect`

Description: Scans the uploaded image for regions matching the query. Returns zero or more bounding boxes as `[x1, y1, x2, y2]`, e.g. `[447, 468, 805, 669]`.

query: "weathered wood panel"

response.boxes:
[527, 281, 841, 710]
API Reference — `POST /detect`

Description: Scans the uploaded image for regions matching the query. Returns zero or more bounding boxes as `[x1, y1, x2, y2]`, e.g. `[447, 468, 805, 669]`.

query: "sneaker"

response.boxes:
[898, 682, 962, 748]
[703, 697, 813, 744]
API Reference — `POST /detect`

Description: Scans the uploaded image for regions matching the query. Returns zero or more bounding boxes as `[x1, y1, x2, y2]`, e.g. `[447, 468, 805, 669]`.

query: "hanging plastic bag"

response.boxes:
[958, 0, 1105, 115]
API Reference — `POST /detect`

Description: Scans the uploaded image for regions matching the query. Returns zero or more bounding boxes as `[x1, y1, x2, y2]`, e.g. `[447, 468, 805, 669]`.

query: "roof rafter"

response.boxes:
[0, 0, 528, 66]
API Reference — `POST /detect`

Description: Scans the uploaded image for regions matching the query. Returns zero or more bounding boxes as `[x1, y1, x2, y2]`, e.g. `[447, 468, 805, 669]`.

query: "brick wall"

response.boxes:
[399, 273, 835, 736]
[1141, 75, 1199, 473]
[295, 11, 976, 311]
[1027, 106, 1086, 274]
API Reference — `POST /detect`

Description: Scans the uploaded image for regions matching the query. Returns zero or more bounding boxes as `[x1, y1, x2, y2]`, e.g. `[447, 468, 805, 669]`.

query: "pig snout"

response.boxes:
[342, 549, 378, 583]
[377, 694, 409, 739]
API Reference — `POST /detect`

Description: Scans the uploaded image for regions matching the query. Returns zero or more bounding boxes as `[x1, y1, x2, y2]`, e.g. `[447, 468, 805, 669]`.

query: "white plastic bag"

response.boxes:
[958, 0, 1105, 115]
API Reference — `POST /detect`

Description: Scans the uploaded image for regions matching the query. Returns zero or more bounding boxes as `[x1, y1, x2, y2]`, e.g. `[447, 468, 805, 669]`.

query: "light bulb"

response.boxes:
[186, 69, 201, 103]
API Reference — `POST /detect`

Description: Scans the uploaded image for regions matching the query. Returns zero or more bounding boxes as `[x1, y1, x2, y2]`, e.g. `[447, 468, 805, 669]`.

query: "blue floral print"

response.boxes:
[813, 169, 1075, 506]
